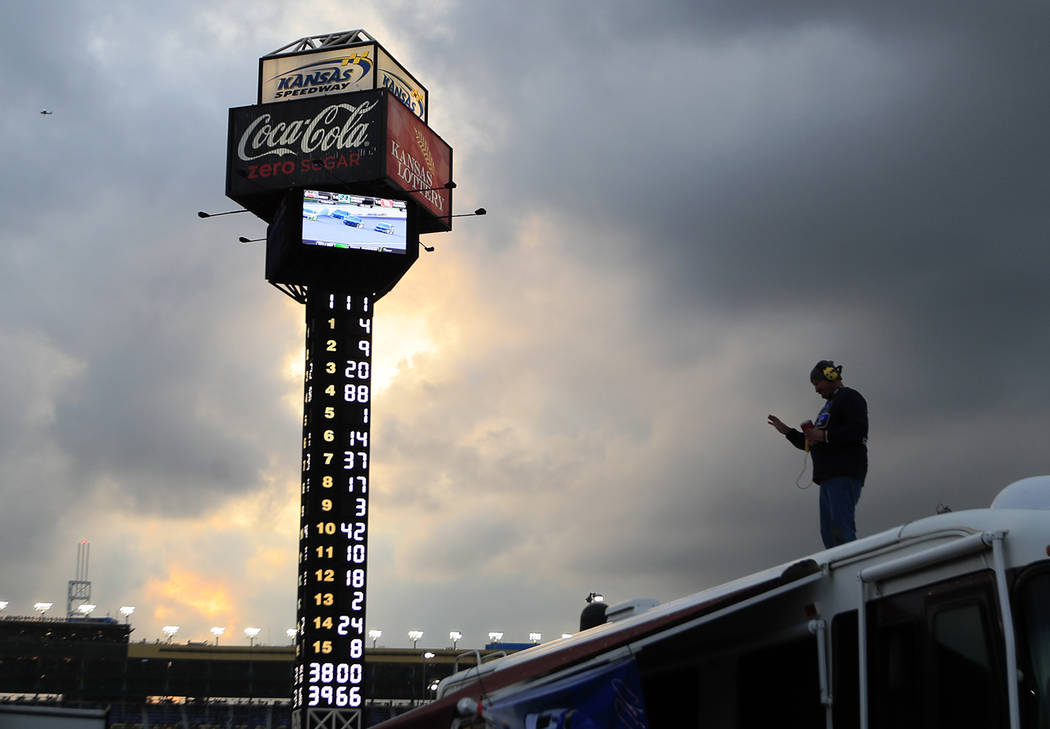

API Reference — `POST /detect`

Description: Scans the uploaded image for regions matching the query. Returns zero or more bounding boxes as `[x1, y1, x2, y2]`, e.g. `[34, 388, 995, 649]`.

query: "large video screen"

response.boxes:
[301, 190, 408, 255]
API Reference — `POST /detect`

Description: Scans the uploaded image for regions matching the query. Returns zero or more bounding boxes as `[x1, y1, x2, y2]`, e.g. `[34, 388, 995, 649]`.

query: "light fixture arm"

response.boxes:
[402, 181, 457, 194]
[198, 209, 249, 218]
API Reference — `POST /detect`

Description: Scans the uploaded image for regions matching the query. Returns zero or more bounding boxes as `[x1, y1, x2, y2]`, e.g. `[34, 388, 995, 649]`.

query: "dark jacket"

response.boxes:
[786, 386, 868, 483]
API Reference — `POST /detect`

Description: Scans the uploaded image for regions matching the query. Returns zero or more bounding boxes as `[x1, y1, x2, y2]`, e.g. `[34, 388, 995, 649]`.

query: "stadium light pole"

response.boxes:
[0, 601, 8, 613]
[369, 629, 382, 648]
[449, 631, 462, 650]
[162, 625, 180, 643]
[211, 626, 225, 645]
[245, 627, 262, 646]
[77, 604, 97, 617]
[34, 602, 53, 616]
[529, 632, 542, 644]
[421, 652, 435, 706]
[119, 606, 135, 624]
[408, 630, 423, 649]
[487, 632, 503, 645]
[286, 628, 297, 645]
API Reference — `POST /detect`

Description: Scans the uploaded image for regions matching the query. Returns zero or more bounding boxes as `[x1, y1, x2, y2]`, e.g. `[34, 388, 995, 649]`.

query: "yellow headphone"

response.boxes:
[810, 360, 843, 383]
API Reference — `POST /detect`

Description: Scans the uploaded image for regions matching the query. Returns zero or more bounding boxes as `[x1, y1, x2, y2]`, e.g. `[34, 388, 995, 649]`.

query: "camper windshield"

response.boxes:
[1017, 570, 1050, 728]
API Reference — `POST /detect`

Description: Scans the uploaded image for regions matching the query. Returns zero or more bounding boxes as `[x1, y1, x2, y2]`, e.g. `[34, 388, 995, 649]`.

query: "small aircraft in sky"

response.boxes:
[40, 109, 53, 115]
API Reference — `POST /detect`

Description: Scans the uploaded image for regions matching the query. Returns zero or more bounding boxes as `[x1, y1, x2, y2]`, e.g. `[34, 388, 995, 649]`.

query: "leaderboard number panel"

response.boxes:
[294, 290, 373, 721]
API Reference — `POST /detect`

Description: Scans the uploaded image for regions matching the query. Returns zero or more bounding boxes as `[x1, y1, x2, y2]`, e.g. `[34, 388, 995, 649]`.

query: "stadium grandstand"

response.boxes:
[0, 615, 513, 728]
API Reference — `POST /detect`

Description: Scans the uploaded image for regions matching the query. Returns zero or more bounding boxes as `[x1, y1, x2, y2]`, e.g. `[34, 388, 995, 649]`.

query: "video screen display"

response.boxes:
[301, 190, 408, 255]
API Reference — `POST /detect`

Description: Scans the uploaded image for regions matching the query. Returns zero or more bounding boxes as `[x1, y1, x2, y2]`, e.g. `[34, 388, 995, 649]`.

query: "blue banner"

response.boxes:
[486, 657, 649, 729]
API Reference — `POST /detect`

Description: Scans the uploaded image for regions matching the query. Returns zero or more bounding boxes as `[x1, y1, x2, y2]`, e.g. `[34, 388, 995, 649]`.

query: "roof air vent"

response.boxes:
[991, 476, 1050, 510]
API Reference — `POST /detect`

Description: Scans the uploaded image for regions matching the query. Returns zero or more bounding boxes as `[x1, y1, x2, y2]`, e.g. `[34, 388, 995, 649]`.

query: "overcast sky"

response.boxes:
[1, 0, 1047, 650]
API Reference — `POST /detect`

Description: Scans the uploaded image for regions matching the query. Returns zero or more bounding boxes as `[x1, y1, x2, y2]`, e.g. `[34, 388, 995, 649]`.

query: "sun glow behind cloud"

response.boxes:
[372, 312, 437, 394]
[96, 481, 300, 643]
[147, 569, 235, 624]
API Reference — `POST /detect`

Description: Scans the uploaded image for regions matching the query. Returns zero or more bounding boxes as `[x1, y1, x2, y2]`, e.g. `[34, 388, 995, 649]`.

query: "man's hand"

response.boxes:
[767, 414, 792, 435]
[804, 426, 827, 444]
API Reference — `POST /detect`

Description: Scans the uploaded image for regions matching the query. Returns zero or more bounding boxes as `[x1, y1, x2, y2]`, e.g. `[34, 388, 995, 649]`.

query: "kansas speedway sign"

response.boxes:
[259, 43, 428, 122]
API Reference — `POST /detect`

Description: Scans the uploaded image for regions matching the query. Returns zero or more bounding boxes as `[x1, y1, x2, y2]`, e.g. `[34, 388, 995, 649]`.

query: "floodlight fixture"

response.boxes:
[0, 601, 9, 612]
[449, 631, 462, 649]
[421, 208, 488, 253]
[162, 625, 180, 642]
[488, 632, 504, 643]
[369, 629, 382, 647]
[77, 604, 97, 616]
[33, 602, 53, 615]
[408, 630, 423, 648]
[210, 626, 225, 644]
[448, 207, 486, 218]
[198, 209, 248, 218]
[529, 632, 542, 644]
[245, 626, 262, 645]
[561, 633, 573, 640]
[286, 628, 297, 643]
[119, 606, 136, 618]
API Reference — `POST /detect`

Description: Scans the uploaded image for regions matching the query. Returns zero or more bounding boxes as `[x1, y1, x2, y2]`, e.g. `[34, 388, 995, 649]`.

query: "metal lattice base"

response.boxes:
[292, 708, 362, 729]
[271, 280, 309, 304]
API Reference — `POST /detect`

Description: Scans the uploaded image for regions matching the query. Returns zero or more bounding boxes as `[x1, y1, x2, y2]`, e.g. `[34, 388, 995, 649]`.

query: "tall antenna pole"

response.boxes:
[66, 540, 92, 618]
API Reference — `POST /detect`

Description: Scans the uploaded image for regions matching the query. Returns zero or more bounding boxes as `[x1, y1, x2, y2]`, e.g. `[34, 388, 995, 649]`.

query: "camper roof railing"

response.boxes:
[453, 649, 507, 676]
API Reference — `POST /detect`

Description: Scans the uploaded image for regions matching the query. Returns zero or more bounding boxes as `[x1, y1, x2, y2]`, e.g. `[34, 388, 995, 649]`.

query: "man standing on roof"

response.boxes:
[768, 360, 868, 548]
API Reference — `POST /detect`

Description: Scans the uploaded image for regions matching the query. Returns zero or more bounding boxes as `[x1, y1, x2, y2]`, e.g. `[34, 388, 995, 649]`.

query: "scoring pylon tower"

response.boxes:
[225, 30, 453, 729]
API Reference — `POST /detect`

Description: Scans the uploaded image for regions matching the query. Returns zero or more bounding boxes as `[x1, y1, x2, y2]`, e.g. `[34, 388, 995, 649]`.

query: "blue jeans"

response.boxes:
[819, 477, 863, 548]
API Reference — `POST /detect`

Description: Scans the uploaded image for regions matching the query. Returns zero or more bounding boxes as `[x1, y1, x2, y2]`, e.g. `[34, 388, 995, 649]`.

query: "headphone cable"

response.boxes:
[795, 450, 812, 489]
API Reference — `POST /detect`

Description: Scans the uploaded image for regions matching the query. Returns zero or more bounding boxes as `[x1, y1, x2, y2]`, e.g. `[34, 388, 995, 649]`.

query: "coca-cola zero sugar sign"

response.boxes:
[226, 90, 385, 205]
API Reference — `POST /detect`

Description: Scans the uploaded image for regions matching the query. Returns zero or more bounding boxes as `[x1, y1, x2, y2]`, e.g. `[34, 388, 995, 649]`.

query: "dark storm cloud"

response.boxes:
[414, 1, 1048, 305]
[0, 0, 291, 489]
[422, 1, 1050, 419]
